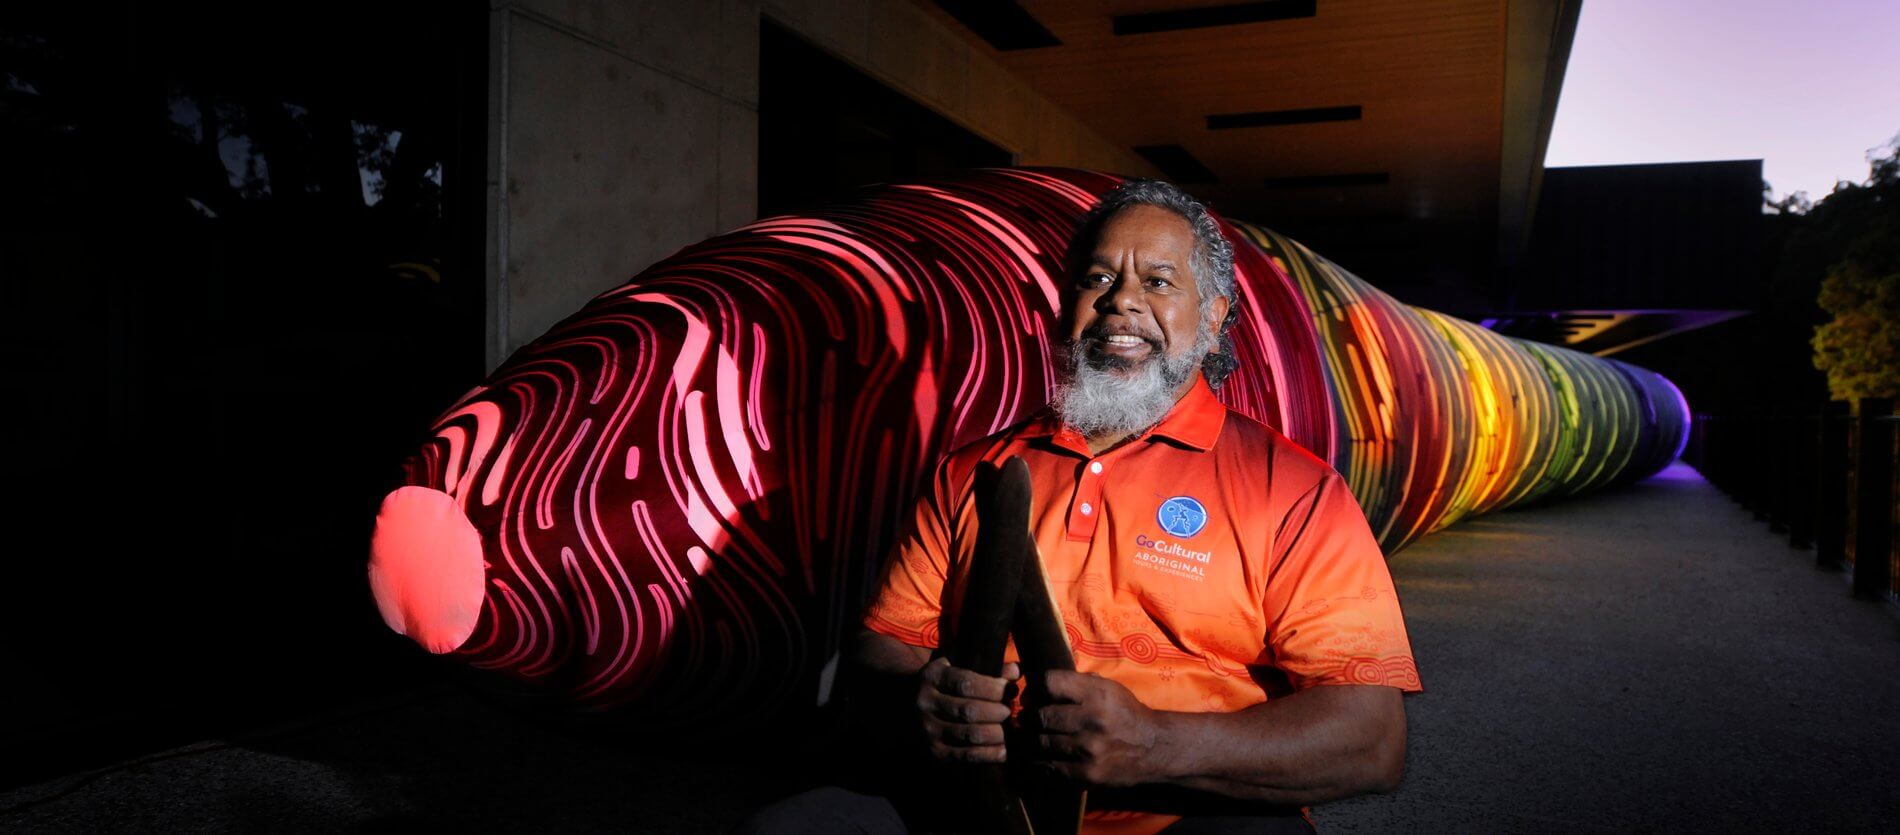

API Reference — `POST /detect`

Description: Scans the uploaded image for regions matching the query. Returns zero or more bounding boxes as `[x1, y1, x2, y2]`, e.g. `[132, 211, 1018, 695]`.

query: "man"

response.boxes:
[745, 180, 1419, 834]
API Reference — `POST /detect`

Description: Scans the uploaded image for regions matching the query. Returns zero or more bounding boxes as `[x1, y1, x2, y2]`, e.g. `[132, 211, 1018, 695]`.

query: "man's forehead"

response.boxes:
[1087, 206, 1194, 257]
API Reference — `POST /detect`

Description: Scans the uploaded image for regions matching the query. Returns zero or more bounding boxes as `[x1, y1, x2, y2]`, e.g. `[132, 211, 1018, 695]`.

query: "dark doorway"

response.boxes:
[2, 2, 486, 787]
[757, 18, 1012, 218]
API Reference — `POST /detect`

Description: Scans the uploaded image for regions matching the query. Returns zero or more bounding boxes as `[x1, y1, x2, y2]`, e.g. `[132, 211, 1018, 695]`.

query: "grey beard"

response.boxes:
[1053, 323, 1216, 439]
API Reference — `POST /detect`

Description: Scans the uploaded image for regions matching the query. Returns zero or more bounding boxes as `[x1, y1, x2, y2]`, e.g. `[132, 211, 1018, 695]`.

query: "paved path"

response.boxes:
[6, 464, 1896, 832]
[1313, 462, 1900, 833]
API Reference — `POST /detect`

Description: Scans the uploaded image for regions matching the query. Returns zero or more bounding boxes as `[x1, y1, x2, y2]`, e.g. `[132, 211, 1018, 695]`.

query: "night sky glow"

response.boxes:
[1546, 0, 1900, 202]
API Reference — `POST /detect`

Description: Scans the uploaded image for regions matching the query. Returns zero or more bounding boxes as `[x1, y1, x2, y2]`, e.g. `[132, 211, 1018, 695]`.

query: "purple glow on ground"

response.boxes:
[1646, 461, 1707, 484]
[1546, 0, 1900, 202]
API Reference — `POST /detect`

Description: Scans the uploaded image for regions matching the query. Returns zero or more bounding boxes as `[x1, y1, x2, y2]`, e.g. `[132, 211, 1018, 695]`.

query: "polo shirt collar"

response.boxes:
[1020, 374, 1227, 454]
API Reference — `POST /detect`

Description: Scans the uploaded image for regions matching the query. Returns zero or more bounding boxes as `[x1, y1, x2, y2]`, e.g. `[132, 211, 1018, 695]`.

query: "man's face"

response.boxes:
[1067, 204, 1229, 394]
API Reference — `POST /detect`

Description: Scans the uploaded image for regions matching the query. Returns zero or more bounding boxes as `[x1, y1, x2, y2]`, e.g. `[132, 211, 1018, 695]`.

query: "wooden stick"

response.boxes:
[948, 457, 1035, 834]
[1013, 531, 1087, 835]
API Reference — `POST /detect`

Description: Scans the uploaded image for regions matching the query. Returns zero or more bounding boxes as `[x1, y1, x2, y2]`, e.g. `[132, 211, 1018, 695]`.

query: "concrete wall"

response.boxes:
[485, 0, 1157, 369]
[483, 0, 759, 369]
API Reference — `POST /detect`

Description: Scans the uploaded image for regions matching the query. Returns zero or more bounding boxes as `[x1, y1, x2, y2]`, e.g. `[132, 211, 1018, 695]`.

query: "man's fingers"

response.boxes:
[932, 718, 1006, 746]
[929, 740, 1008, 764]
[923, 693, 1013, 724]
[921, 713, 1008, 764]
[923, 658, 1014, 701]
[915, 657, 1025, 766]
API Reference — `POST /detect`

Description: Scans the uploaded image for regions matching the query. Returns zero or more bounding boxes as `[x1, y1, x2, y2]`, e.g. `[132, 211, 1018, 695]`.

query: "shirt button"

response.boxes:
[1089, 462, 1103, 474]
[1080, 502, 1093, 515]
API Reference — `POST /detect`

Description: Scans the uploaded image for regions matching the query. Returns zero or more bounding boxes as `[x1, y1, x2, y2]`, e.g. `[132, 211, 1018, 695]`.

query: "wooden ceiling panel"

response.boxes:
[917, 0, 1511, 227]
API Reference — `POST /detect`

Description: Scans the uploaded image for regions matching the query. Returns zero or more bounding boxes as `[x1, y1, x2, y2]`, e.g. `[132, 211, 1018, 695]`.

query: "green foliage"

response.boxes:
[1809, 139, 1900, 401]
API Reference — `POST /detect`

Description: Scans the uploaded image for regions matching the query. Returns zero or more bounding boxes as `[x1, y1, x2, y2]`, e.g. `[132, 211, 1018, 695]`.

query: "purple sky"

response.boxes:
[1545, 0, 1900, 203]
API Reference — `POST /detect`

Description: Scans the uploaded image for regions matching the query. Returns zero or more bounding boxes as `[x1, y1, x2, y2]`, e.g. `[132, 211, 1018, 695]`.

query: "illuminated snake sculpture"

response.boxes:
[367, 168, 1689, 721]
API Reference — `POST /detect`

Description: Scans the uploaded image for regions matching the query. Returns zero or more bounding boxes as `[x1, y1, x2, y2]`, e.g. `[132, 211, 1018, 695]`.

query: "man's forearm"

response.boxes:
[854, 628, 933, 676]
[848, 629, 932, 751]
[862, 632, 1407, 805]
[1145, 684, 1406, 806]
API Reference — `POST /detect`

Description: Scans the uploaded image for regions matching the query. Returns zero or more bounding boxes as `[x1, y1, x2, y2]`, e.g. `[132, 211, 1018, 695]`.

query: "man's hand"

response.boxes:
[1029, 669, 1163, 787]
[916, 656, 1021, 765]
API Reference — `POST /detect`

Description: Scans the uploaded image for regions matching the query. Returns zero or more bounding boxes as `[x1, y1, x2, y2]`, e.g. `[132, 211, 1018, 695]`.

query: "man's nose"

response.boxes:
[1097, 274, 1145, 315]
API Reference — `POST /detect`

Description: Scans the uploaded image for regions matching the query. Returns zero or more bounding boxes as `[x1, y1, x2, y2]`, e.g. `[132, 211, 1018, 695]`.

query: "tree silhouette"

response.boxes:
[1810, 137, 1900, 400]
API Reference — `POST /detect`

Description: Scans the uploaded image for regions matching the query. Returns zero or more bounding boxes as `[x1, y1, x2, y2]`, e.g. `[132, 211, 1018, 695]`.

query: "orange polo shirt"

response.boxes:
[864, 375, 1421, 834]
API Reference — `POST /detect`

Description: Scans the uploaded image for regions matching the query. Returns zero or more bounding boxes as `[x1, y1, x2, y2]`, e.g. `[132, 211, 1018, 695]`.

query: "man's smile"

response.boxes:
[1082, 327, 1163, 365]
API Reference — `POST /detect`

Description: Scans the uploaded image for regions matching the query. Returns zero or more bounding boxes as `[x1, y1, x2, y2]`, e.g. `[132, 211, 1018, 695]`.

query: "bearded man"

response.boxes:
[742, 180, 1419, 834]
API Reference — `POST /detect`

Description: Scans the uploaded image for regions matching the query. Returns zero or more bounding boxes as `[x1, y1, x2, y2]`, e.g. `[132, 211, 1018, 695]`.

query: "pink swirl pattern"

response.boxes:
[367, 167, 1684, 722]
[370, 168, 1324, 717]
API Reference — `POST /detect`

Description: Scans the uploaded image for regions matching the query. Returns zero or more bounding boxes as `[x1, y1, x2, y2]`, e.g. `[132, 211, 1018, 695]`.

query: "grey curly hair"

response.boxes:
[1063, 178, 1241, 387]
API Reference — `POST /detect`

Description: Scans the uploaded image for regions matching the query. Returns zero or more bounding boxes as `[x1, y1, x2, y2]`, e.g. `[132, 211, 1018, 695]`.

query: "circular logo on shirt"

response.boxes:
[1156, 496, 1208, 538]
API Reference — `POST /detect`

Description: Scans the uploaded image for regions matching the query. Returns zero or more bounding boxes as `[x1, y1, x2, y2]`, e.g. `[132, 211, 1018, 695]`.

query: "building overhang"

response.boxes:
[920, 0, 1583, 311]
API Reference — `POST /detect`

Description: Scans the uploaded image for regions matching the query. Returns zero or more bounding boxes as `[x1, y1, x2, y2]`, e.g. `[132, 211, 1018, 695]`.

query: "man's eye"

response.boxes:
[1145, 276, 1172, 288]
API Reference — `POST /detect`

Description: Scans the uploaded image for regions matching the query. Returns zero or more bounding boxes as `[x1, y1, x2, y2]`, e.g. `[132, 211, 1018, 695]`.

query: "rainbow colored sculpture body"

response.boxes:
[368, 168, 1689, 721]
[1242, 226, 1689, 547]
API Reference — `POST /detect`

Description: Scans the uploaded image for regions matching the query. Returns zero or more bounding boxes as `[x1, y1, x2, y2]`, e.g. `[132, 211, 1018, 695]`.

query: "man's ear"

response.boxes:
[1207, 294, 1232, 334]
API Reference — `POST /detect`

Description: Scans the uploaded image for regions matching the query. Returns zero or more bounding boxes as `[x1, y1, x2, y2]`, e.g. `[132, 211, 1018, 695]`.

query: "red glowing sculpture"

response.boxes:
[368, 168, 1687, 721]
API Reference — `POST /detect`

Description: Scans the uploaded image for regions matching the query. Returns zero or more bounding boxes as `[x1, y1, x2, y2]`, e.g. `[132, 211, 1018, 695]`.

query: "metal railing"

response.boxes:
[1683, 398, 1899, 605]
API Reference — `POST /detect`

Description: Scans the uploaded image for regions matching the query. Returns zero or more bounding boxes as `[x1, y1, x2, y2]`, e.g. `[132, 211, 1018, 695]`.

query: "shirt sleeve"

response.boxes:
[1261, 470, 1422, 693]
[861, 455, 960, 650]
